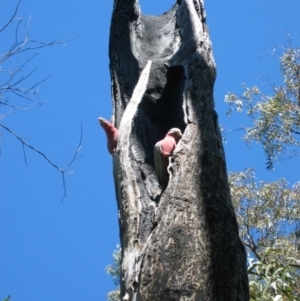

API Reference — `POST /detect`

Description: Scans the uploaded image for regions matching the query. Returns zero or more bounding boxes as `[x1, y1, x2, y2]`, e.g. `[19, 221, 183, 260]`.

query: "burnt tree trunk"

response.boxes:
[108, 1, 249, 300]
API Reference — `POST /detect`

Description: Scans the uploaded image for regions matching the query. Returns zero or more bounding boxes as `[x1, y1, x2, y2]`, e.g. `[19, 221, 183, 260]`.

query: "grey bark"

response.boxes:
[109, 1, 249, 300]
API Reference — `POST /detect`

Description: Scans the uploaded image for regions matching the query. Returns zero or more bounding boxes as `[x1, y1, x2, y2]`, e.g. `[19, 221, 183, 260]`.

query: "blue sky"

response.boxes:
[0, 0, 299, 300]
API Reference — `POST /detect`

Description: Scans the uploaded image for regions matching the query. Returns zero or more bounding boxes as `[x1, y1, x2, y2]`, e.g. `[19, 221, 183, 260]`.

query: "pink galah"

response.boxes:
[154, 128, 182, 189]
[98, 117, 119, 155]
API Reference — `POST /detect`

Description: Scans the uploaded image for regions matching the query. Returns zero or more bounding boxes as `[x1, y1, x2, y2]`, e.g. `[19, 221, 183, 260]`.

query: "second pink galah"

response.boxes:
[98, 117, 119, 155]
[154, 128, 182, 189]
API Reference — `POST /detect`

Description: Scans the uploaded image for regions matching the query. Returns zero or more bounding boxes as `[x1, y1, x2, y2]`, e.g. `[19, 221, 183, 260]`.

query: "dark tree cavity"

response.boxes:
[108, 0, 249, 300]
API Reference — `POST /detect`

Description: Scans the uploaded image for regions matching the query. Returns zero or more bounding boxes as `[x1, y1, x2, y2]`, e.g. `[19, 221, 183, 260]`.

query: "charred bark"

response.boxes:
[108, 1, 249, 300]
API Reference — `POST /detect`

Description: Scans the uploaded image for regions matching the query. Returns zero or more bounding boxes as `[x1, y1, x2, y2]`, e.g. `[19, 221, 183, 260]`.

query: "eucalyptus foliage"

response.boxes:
[225, 46, 300, 169]
[226, 45, 300, 301]
[229, 169, 300, 300]
[106, 246, 121, 301]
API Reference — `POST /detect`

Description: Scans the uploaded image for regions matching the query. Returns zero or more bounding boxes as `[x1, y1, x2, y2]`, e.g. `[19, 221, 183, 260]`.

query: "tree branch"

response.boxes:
[244, 222, 261, 261]
[0, 0, 22, 32]
[0, 122, 83, 201]
[0, 0, 82, 201]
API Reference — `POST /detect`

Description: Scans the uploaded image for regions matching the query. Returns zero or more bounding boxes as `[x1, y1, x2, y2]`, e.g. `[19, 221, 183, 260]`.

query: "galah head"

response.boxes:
[98, 117, 109, 128]
[166, 128, 182, 141]
[98, 117, 104, 124]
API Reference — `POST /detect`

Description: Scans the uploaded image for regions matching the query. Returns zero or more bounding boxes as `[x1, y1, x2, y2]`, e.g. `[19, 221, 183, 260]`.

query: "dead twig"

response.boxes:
[0, 0, 80, 201]
[0, 122, 83, 201]
[0, 0, 22, 32]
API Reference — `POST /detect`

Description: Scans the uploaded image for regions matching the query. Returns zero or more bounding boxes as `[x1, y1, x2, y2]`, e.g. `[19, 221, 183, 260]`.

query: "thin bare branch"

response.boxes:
[0, 0, 81, 201]
[245, 223, 261, 261]
[0, 53, 38, 87]
[291, 129, 300, 135]
[0, 100, 45, 110]
[22, 142, 28, 165]
[60, 123, 84, 202]
[0, 122, 83, 201]
[0, 0, 22, 32]
[3, 37, 77, 63]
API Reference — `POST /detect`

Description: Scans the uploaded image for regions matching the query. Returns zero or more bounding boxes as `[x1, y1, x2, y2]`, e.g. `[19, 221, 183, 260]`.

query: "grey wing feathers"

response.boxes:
[154, 142, 168, 188]
[154, 142, 163, 183]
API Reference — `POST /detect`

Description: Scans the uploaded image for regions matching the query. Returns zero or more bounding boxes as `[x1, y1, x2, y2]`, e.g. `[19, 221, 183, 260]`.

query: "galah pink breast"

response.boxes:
[154, 128, 182, 189]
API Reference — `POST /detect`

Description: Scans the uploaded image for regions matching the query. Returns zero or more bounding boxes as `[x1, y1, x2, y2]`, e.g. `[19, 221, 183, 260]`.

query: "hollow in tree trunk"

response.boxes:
[108, 0, 249, 300]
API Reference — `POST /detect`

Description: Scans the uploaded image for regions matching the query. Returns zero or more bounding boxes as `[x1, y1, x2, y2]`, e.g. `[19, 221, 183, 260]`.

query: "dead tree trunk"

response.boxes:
[109, 1, 249, 300]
